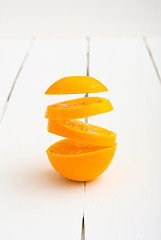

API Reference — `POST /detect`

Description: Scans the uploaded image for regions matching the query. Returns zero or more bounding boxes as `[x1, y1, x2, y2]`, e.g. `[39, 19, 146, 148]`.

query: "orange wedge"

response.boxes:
[45, 76, 108, 94]
[45, 97, 113, 120]
[47, 139, 117, 181]
[48, 119, 116, 147]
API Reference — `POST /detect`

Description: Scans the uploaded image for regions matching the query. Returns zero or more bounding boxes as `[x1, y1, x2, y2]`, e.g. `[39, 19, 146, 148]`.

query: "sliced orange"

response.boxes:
[47, 139, 117, 181]
[45, 76, 117, 181]
[48, 119, 116, 147]
[45, 76, 108, 95]
[45, 97, 113, 120]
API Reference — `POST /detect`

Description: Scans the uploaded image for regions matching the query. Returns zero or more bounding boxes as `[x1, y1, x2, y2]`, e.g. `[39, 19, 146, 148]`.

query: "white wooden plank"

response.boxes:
[146, 37, 161, 80]
[0, 39, 87, 240]
[84, 39, 161, 240]
[0, 38, 31, 116]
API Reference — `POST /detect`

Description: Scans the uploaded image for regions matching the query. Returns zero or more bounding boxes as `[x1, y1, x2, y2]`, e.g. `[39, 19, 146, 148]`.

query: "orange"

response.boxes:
[45, 76, 117, 181]
[45, 97, 113, 120]
[47, 139, 117, 181]
[45, 76, 108, 94]
[48, 119, 116, 147]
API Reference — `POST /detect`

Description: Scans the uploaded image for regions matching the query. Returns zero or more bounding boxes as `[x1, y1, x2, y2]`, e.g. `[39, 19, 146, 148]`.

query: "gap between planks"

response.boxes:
[143, 37, 161, 83]
[0, 38, 35, 123]
[81, 37, 90, 240]
[1, 37, 88, 240]
[6, 37, 159, 240]
[82, 37, 161, 240]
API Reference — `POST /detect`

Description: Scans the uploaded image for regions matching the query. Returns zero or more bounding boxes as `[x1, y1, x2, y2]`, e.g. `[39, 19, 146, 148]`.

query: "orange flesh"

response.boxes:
[49, 139, 107, 155]
[50, 97, 106, 108]
[45, 97, 113, 120]
[45, 76, 117, 181]
[47, 119, 116, 147]
[47, 140, 117, 181]
[58, 120, 113, 135]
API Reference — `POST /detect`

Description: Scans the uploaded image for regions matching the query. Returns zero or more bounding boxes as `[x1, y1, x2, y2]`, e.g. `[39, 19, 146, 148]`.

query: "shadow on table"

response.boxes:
[9, 166, 83, 195]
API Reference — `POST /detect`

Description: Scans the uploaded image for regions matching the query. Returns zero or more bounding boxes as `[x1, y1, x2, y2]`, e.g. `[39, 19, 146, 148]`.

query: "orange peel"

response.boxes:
[45, 76, 108, 94]
[48, 119, 116, 147]
[45, 76, 117, 181]
[47, 139, 117, 181]
[45, 97, 113, 120]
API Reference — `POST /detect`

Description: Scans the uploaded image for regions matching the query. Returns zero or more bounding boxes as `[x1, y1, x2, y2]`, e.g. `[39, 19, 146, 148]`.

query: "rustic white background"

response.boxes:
[0, 0, 161, 239]
[0, 0, 161, 37]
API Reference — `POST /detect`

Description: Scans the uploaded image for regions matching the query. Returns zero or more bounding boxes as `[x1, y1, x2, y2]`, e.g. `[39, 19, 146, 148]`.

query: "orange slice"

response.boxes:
[48, 119, 116, 147]
[45, 76, 108, 94]
[45, 97, 113, 120]
[47, 139, 117, 181]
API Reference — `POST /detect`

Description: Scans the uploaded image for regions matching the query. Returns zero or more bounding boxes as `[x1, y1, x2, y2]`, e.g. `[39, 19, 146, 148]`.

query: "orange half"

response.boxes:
[45, 76, 108, 95]
[47, 139, 117, 181]
[48, 119, 116, 147]
[45, 97, 113, 120]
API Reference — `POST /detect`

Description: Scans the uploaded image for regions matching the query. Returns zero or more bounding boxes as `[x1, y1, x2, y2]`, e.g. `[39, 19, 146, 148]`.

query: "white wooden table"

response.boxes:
[0, 38, 161, 240]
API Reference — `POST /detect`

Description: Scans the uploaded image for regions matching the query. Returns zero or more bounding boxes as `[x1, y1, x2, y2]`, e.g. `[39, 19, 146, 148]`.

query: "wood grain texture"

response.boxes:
[0, 39, 31, 118]
[84, 38, 161, 240]
[0, 39, 87, 240]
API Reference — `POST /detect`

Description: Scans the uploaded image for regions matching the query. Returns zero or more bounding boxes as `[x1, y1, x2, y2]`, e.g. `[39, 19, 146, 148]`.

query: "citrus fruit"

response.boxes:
[48, 119, 116, 147]
[45, 76, 108, 94]
[47, 139, 117, 181]
[45, 76, 117, 181]
[45, 97, 113, 120]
